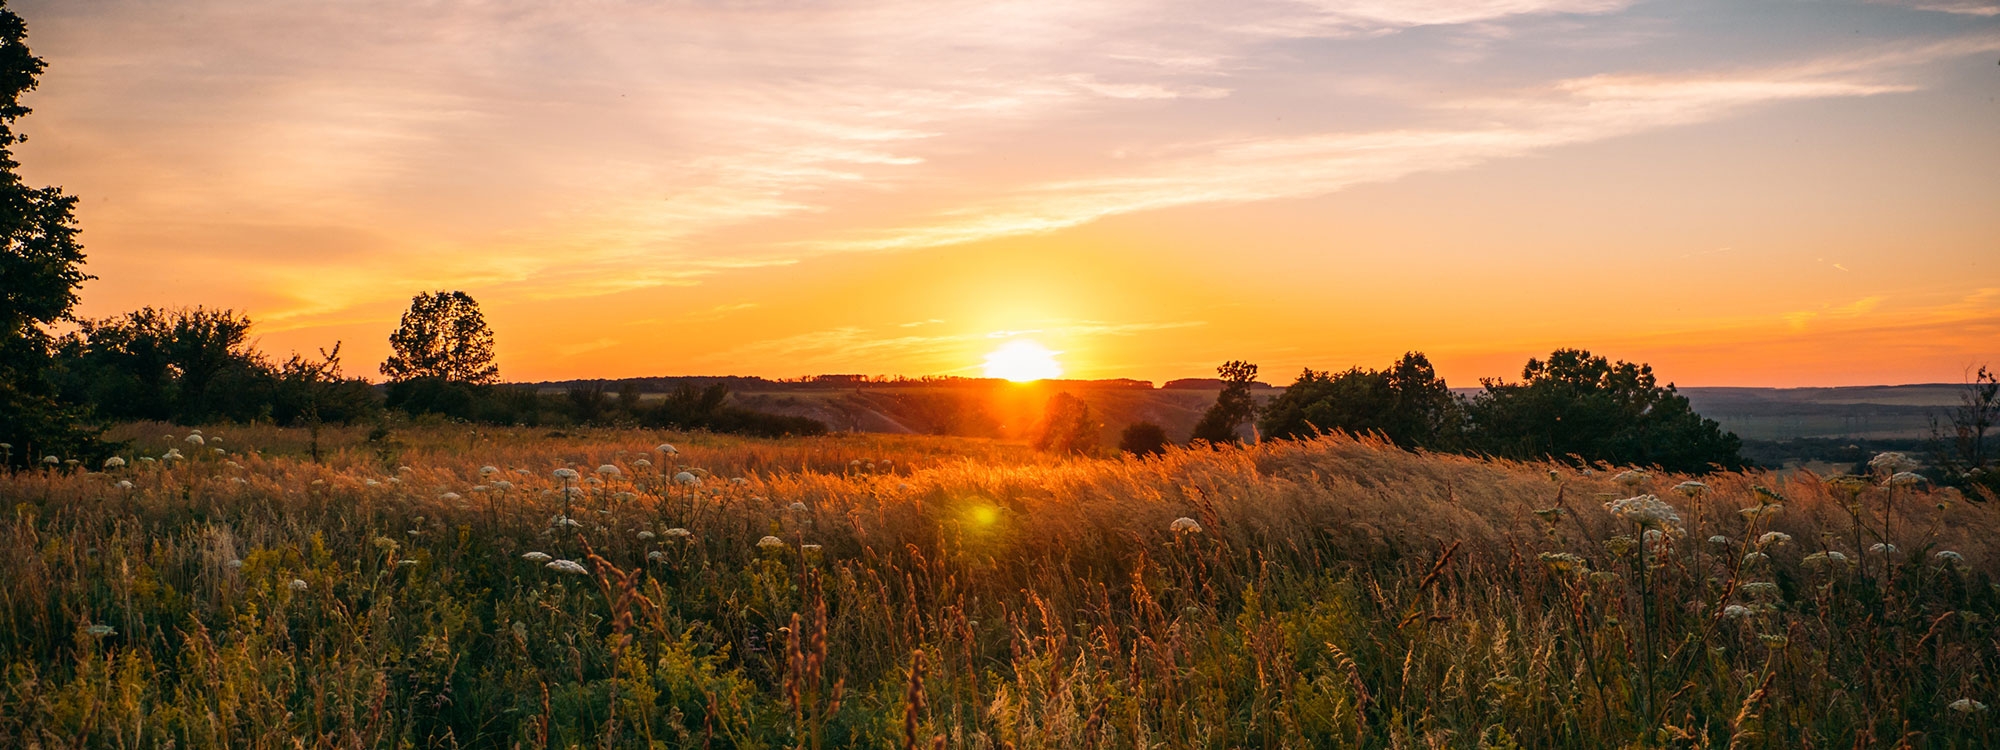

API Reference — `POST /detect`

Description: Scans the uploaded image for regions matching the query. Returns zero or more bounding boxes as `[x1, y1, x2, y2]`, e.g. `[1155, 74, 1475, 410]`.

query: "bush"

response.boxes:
[1469, 348, 1744, 473]
[1118, 420, 1170, 456]
[1259, 352, 1463, 449]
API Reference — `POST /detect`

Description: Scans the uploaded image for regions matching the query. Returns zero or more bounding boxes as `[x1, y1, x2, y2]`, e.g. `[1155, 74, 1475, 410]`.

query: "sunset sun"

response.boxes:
[983, 339, 1063, 382]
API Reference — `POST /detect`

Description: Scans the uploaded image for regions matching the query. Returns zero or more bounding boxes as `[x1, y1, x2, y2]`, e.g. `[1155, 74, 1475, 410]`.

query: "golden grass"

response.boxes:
[3, 424, 1995, 747]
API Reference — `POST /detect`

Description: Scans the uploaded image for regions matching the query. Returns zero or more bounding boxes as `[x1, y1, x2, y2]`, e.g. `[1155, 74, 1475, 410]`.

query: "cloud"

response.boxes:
[1867, 0, 2000, 16]
[799, 39, 1970, 253]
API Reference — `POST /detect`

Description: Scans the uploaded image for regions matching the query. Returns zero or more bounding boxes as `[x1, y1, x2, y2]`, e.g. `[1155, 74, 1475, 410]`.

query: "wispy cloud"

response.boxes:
[800, 40, 1969, 253]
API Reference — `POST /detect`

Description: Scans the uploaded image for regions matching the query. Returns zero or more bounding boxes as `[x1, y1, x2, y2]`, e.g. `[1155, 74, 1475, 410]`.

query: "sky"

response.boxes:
[13, 0, 2000, 387]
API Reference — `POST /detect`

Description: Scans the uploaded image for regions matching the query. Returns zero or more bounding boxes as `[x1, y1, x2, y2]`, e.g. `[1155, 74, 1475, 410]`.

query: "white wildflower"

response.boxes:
[1170, 517, 1203, 533]
[185, 434, 205, 446]
[1739, 581, 1781, 598]
[554, 468, 579, 480]
[1614, 469, 1651, 487]
[397, 559, 418, 567]
[789, 502, 810, 513]
[801, 543, 823, 553]
[1870, 543, 1898, 554]
[288, 579, 308, 591]
[1709, 535, 1731, 545]
[138, 457, 154, 463]
[440, 492, 461, 501]
[632, 458, 652, 468]
[596, 464, 621, 476]
[647, 550, 665, 561]
[226, 559, 244, 569]
[365, 479, 381, 487]
[480, 465, 500, 476]
[41, 455, 59, 465]
[674, 471, 701, 486]
[115, 480, 134, 490]
[1757, 532, 1792, 547]
[103, 456, 125, 469]
[663, 528, 692, 539]
[1538, 552, 1585, 570]
[1949, 698, 1989, 714]
[546, 559, 589, 575]
[656, 443, 679, 455]
[1936, 550, 1965, 564]
[84, 624, 116, 637]
[638, 530, 656, 540]
[1868, 452, 1921, 474]
[1743, 552, 1769, 566]
[493, 480, 514, 490]
[732, 477, 750, 485]
[1604, 494, 1683, 531]
[1672, 480, 1708, 495]
[1723, 605, 1754, 619]
[1884, 471, 1925, 487]
[757, 535, 786, 550]
[515, 468, 533, 477]
[521, 551, 552, 562]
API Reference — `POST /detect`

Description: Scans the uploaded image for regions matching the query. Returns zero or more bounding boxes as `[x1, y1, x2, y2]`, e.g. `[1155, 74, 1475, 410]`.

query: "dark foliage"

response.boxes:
[53, 307, 376, 427]
[1191, 360, 1259, 445]
[1929, 365, 1999, 498]
[643, 383, 827, 438]
[1258, 352, 1463, 450]
[1118, 420, 1171, 457]
[1468, 348, 1745, 474]
[0, 6, 99, 465]
[381, 290, 499, 384]
[1034, 392, 1098, 455]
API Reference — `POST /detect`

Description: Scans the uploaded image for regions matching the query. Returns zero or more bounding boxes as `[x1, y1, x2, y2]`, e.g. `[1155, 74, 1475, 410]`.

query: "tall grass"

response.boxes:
[2, 424, 1994, 747]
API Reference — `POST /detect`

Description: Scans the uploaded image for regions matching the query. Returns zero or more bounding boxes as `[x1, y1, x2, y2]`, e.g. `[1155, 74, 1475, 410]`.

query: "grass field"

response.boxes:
[2, 423, 1996, 748]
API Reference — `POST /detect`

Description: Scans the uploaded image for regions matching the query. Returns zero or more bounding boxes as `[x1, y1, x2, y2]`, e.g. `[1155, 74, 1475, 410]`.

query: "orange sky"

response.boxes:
[13, 0, 2000, 387]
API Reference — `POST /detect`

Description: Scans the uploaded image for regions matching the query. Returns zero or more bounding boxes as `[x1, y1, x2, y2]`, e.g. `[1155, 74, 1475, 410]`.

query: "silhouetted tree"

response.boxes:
[0, 6, 98, 465]
[1259, 352, 1465, 449]
[56, 306, 264, 423]
[1191, 360, 1259, 445]
[1469, 348, 1743, 473]
[1119, 421, 1170, 457]
[1034, 392, 1098, 455]
[1929, 365, 1999, 498]
[381, 291, 498, 384]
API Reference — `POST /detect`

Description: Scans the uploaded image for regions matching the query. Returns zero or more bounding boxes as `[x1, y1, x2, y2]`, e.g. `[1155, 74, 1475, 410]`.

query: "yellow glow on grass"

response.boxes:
[982, 339, 1063, 382]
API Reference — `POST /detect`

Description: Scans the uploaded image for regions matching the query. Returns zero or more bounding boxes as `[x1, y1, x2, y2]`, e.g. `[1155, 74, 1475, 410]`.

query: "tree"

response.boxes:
[381, 291, 498, 384]
[1119, 421, 1170, 457]
[1259, 352, 1465, 449]
[1468, 348, 1744, 474]
[55, 307, 263, 423]
[1929, 365, 1998, 498]
[1191, 360, 1259, 445]
[1034, 392, 1098, 455]
[0, 4, 97, 465]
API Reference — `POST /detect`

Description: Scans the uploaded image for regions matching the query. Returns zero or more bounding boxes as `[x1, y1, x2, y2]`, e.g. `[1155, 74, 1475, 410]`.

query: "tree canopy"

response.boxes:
[1468, 348, 1744, 473]
[0, 4, 97, 464]
[381, 290, 499, 384]
[1258, 352, 1463, 449]
[1191, 360, 1260, 445]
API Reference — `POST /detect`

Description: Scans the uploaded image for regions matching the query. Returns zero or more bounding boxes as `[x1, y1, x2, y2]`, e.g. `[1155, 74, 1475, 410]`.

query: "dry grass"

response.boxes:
[3, 423, 1995, 748]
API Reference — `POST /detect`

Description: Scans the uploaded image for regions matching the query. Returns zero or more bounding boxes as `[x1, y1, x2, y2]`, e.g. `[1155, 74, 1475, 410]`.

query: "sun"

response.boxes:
[983, 339, 1063, 382]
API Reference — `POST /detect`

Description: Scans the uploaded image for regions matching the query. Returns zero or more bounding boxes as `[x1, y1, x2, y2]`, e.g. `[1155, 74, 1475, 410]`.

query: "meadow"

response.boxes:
[2, 423, 1995, 748]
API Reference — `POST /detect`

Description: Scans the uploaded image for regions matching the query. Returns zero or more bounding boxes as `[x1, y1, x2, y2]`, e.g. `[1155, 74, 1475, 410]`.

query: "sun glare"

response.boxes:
[983, 340, 1063, 382]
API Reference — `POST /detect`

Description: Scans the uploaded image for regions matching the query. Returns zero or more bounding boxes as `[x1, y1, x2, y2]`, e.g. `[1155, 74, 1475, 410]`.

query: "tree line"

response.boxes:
[1031, 351, 1747, 475]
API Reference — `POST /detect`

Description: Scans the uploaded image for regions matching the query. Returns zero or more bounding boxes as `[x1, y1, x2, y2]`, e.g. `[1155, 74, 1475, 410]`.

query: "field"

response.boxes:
[3, 424, 1997, 748]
